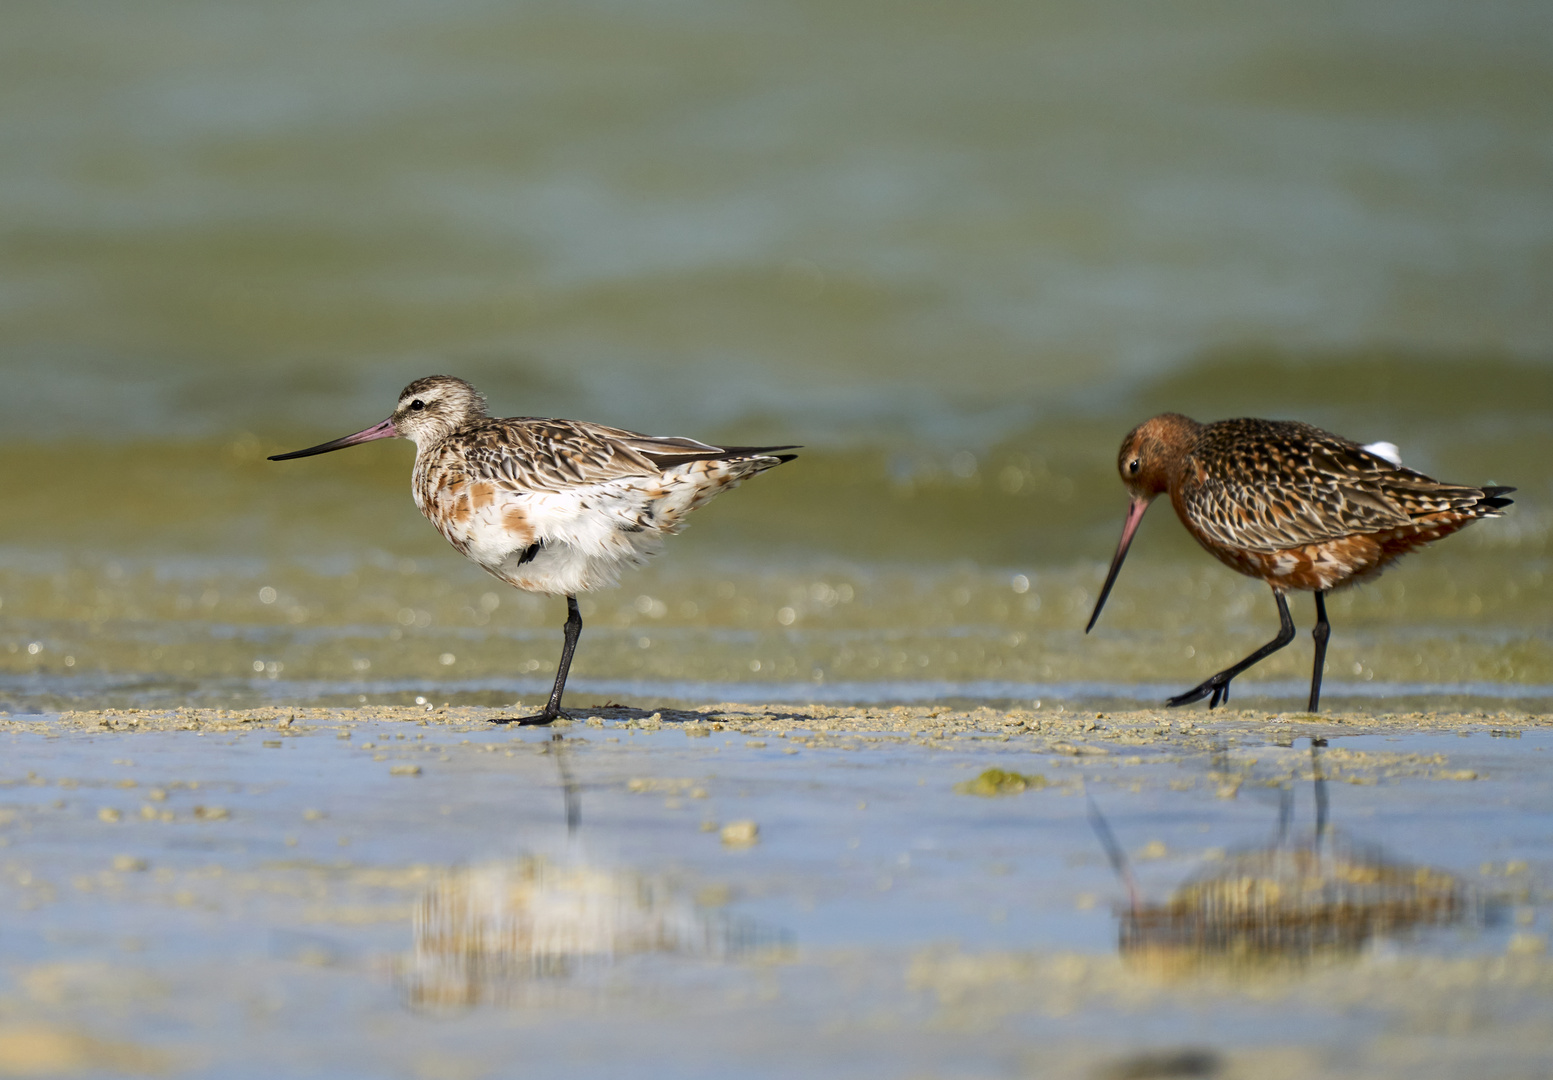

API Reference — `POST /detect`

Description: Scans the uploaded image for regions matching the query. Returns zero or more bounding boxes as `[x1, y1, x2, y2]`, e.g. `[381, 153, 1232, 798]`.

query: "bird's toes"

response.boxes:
[1167, 674, 1233, 709]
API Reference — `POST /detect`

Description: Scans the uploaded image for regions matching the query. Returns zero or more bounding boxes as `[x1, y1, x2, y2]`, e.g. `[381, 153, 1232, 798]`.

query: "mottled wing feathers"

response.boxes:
[617, 437, 800, 470]
[1180, 419, 1510, 553]
[441, 419, 795, 492]
[428, 419, 782, 494]
[1184, 479, 1400, 552]
[446, 420, 654, 490]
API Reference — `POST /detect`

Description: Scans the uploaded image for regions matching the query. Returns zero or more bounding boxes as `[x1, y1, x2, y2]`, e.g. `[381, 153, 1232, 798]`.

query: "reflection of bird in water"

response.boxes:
[401, 857, 767, 1008]
[270, 375, 795, 724]
[1092, 741, 1481, 975]
[399, 734, 786, 1009]
[1085, 414, 1513, 711]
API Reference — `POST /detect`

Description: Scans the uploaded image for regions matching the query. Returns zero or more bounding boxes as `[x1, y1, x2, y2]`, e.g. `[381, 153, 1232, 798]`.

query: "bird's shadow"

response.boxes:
[568, 702, 832, 728]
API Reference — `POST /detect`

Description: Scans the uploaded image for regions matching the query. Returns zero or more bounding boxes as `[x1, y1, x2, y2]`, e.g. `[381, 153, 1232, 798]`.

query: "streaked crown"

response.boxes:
[391, 375, 489, 446]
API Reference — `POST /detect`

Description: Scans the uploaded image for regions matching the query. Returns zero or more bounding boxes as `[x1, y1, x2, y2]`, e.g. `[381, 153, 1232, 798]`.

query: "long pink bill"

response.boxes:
[267, 417, 399, 461]
[1085, 495, 1151, 633]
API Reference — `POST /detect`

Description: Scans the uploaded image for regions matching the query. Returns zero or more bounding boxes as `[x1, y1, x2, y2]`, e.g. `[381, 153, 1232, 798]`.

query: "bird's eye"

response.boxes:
[1127, 458, 1141, 475]
[410, 399, 425, 411]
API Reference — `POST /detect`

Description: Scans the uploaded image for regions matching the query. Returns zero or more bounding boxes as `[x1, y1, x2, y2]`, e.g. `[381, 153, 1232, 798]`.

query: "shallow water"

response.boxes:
[0, 709, 1547, 1078]
[0, 410, 1547, 713]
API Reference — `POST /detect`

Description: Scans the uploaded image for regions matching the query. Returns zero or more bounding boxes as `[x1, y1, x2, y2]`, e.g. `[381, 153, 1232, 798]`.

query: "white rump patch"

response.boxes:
[1362, 441, 1402, 466]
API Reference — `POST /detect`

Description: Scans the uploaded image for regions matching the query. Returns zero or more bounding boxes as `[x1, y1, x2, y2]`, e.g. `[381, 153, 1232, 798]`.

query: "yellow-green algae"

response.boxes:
[955, 767, 1049, 796]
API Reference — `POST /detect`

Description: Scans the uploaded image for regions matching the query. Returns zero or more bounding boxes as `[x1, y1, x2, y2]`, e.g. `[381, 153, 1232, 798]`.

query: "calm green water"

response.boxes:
[2, 1, 1550, 710]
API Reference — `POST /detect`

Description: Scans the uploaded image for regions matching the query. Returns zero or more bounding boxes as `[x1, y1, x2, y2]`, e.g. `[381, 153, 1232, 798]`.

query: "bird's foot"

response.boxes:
[1166, 676, 1232, 709]
[489, 710, 569, 727]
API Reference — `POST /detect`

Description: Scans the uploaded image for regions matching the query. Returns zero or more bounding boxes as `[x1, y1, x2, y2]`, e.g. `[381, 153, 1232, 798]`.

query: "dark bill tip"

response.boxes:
[1085, 496, 1151, 633]
[268, 417, 398, 461]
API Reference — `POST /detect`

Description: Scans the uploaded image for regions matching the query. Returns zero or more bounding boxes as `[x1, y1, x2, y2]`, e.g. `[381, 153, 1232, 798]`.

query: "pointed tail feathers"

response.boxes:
[1477, 486, 1515, 513]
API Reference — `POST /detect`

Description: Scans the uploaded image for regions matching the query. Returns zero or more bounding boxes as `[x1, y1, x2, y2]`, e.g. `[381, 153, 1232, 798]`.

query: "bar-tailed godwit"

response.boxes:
[271, 376, 795, 724]
[1085, 413, 1513, 711]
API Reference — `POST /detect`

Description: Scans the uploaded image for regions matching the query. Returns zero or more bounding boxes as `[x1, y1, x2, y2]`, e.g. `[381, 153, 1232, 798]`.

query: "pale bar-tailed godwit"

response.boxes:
[1085, 414, 1513, 711]
[271, 376, 795, 725]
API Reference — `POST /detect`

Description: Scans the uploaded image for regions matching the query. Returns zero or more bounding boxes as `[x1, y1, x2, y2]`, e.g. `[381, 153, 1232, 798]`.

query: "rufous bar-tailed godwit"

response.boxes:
[270, 376, 796, 725]
[1085, 413, 1513, 712]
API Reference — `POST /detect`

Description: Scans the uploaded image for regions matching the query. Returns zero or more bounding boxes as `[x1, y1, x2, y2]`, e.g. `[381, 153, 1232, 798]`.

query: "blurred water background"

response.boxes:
[2, 0, 1549, 711]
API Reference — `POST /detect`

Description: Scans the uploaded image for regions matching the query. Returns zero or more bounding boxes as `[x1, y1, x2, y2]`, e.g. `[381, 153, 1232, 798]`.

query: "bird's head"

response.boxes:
[1116, 412, 1199, 501]
[268, 375, 489, 461]
[1087, 412, 1202, 633]
[389, 376, 489, 448]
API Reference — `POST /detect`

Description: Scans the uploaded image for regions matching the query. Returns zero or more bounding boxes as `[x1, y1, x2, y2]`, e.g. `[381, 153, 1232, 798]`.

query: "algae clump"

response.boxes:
[955, 768, 1048, 797]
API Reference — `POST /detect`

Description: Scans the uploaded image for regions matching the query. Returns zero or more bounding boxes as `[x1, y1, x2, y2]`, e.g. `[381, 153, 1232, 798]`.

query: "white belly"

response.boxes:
[427, 459, 760, 597]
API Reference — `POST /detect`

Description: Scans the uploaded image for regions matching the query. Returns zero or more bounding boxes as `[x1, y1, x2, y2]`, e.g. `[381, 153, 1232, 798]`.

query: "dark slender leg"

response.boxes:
[1308, 590, 1330, 713]
[542, 596, 584, 717]
[492, 596, 583, 726]
[1166, 590, 1296, 709]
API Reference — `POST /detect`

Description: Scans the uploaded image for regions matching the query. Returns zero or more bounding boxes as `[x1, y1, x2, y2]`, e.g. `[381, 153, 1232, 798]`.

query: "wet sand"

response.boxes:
[0, 702, 1547, 1078]
[31, 697, 1553, 732]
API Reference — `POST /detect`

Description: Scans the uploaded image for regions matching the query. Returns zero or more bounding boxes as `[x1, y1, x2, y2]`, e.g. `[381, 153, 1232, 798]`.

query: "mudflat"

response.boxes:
[0, 703, 1546, 1078]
